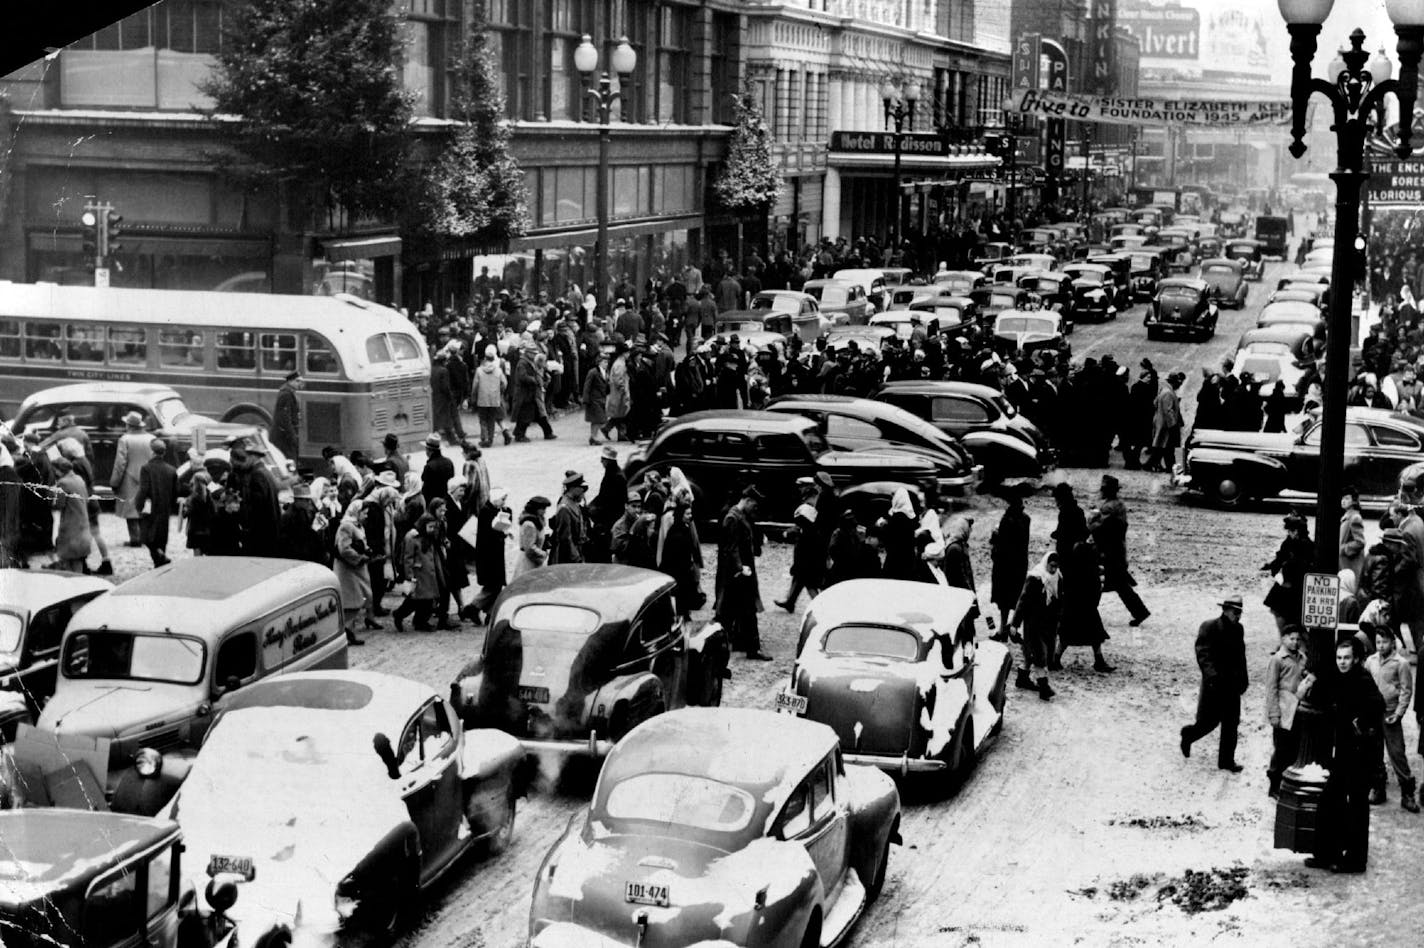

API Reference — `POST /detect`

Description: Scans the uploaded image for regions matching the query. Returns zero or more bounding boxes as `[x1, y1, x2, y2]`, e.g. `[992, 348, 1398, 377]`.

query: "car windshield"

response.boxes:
[1129, 254, 1155, 269]
[61, 631, 206, 685]
[1203, 264, 1235, 276]
[997, 316, 1056, 335]
[1071, 271, 1104, 285]
[752, 296, 790, 314]
[823, 624, 920, 661]
[0, 613, 21, 655]
[153, 397, 191, 427]
[1241, 342, 1293, 358]
[603, 772, 756, 836]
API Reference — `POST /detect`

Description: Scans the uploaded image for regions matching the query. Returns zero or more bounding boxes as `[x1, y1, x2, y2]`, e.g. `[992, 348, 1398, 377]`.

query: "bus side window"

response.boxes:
[23, 321, 61, 361]
[216, 331, 255, 371]
[0, 319, 20, 360]
[108, 327, 148, 366]
[259, 333, 297, 373]
[66, 324, 104, 363]
[159, 329, 204, 368]
[304, 333, 339, 375]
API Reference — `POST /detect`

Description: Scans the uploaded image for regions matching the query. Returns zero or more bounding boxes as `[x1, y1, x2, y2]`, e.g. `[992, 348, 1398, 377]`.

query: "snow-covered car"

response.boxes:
[527, 707, 901, 948]
[1199, 257, 1250, 309]
[992, 309, 1070, 360]
[172, 670, 523, 944]
[452, 564, 730, 760]
[782, 580, 1010, 777]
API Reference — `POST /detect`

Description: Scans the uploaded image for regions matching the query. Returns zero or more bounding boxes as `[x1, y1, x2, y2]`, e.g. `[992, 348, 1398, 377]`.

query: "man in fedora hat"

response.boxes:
[717, 485, 771, 661]
[587, 445, 626, 562]
[272, 369, 303, 462]
[133, 438, 177, 568]
[1180, 594, 1249, 773]
[549, 470, 589, 565]
[420, 434, 455, 511]
[110, 411, 154, 547]
[1096, 474, 1151, 627]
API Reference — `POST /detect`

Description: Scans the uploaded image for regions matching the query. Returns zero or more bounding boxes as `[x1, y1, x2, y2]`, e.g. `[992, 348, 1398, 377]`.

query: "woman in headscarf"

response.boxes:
[1338, 568, 1362, 624]
[426, 497, 459, 630]
[990, 486, 1031, 632]
[49, 455, 91, 573]
[880, 488, 926, 582]
[656, 469, 700, 566]
[58, 437, 112, 574]
[1054, 512, 1114, 674]
[513, 496, 552, 577]
[941, 515, 978, 600]
[1263, 511, 1313, 630]
[468, 486, 514, 623]
[333, 498, 379, 645]
[394, 513, 441, 632]
[658, 491, 704, 619]
[182, 470, 218, 557]
[1009, 551, 1062, 701]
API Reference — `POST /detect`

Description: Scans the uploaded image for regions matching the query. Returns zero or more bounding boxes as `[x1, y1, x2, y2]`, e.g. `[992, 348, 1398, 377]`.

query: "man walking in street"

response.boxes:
[272, 370, 303, 462]
[1365, 628, 1419, 812]
[1180, 594, 1249, 773]
[133, 438, 178, 568]
[420, 434, 455, 511]
[110, 411, 153, 547]
[230, 442, 282, 557]
[549, 471, 589, 565]
[1096, 474, 1151, 627]
[1265, 624, 1307, 798]
[1148, 371, 1184, 472]
[716, 486, 771, 661]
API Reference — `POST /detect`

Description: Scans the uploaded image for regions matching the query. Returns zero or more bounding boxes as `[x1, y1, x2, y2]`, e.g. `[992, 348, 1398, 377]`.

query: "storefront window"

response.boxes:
[657, 4, 692, 123]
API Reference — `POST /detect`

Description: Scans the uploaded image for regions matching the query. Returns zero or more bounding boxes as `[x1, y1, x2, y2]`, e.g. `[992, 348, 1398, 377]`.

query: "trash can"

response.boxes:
[1274, 763, 1329, 853]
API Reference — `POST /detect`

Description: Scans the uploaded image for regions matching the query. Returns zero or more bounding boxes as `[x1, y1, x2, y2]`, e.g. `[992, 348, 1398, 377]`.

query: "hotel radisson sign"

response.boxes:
[829, 132, 952, 156]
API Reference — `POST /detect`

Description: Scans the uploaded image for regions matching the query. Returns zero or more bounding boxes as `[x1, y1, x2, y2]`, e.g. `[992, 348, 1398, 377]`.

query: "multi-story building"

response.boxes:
[742, 1, 1008, 249]
[0, 0, 743, 310]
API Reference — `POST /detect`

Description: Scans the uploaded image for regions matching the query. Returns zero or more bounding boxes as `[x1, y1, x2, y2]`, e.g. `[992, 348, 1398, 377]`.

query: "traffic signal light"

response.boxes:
[104, 209, 123, 260]
[81, 204, 101, 265]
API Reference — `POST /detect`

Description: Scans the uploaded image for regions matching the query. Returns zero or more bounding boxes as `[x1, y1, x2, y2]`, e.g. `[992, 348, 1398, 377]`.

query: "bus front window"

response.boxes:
[388, 333, 421, 361]
[365, 334, 392, 363]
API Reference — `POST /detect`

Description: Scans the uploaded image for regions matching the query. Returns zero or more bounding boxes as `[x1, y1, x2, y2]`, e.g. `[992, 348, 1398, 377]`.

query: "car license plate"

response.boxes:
[518, 684, 551, 704]
[206, 854, 255, 881]
[775, 691, 807, 715]
[625, 881, 669, 907]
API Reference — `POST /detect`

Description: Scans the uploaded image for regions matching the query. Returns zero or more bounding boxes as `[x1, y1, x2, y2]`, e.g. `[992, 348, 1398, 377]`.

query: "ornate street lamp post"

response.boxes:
[575, 34, 637, 319]
[880, 79, 920, 249]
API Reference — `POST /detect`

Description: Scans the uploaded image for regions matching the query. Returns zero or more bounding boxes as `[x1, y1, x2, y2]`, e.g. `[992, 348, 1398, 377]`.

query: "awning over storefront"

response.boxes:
[322, 234, 402, 261]
[827, 152, 1001, 173]
[513, 214, 704, 252]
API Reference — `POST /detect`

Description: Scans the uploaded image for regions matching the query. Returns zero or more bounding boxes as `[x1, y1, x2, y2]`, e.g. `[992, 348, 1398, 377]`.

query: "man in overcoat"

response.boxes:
[110, 411, 153, 546]
[272, 370, 303, 462]
[133, 438, 178, 567]
[1180, 594, 1249, 772]
[716, 486, 770, 661]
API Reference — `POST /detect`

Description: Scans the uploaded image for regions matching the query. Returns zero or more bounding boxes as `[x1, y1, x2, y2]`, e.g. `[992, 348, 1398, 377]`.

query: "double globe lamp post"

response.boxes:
[1274, 0, 1424, 853]
[574, 34, 638, 318]
[880, 79, 920, 250]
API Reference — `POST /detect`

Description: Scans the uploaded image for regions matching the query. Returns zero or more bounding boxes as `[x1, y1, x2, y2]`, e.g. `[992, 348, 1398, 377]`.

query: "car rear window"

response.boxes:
[512, 604, 599, 636]
[604, 772, 755, 835]
[823, 625, 920, 661]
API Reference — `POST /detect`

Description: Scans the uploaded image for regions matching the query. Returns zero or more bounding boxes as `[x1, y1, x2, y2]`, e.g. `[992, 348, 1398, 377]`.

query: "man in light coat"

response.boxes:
[1148, 371, 1184, 472]
[110, 411, 153, 546]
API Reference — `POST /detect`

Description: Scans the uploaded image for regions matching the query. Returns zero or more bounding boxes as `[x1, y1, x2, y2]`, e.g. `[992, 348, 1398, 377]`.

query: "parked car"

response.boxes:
[1267, 285, 1328, 311]
[1128, 248, 1168, 302]
[0, 810, 227, 948]
[973, 241, 1015, 269]
[1258, 300, 1327, 333]
[824, 325, 895, 353]
[172, 670, 523, 944]
[721, 307, 829, 346]
[1183, 408, 1424, 506]
[873, 380, 1054, 481]
[622, 411, 938, 525]
[1021, 227, 1067, 258]
[802, 279, 872, 324]
[0, 569, 112, 735]
[879, 266, 913, 287]
[832, 268, 890, 312]
[783, 579, 1010, 778]
[1004, 252, 1058, 273]
[883, 285, 943, 311]
[1197, 235, 1223, 260]
[1199, 257, 1250, 308]
[1084, 252, 1134, 308]
[751, 290, 834, 337]
[1145, 277, 1215, 341]
[1016, 271, 1076, 331]
[931, 269, 988, 297]
[992, 310, 1071, 361]
[765, 394, 981, 495]
[1110, 233, 1150, 254]
[1110, 222, 1148, 241]
[1224, 238, 1266, 280]
[14, 382, 292, 499]
[452, 564, 729, 758]
[527, 707, 901, 948]
[1061, 262, 1119, 322]
[1157, 228, 1197, 273]
[909, 296, 979, 334]
[1276, 271, 1331, 292]
[989, 263, 1041, 287]
[973, 285, 1029, 321]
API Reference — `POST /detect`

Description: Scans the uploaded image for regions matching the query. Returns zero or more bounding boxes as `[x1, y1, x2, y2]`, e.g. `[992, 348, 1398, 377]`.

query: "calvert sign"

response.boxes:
[1119, 1, 1200, 59]
[1003, 88, 1291, 128]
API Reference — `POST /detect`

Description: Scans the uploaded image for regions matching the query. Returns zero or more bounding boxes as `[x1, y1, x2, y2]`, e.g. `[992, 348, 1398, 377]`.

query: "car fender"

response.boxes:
[685, 620, 731, 706]
[1187, 448, 1288, 496]
[589, 673, 666, 735]
[959, 430, 1040, 478]
[843, 765, 902, 887]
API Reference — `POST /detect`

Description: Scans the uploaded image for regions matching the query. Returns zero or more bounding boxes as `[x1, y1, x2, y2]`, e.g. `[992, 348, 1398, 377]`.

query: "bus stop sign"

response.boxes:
[1301, 572, 1340, 630]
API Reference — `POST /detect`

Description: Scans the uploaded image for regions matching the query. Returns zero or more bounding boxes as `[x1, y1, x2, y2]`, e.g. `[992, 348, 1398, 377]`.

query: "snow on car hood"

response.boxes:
[171, 708, 411, 933]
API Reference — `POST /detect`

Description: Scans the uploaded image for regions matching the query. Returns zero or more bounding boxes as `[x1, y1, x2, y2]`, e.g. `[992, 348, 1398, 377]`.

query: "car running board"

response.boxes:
[821, 868, 866, 947]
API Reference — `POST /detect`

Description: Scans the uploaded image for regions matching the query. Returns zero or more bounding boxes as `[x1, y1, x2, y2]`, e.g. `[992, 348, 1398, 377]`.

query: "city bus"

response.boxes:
[0, 282, 431, 467]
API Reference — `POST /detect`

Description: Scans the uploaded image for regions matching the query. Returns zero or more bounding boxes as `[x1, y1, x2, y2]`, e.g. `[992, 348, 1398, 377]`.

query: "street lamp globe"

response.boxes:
[905, 81, 922, 102]
[573, 35, 598, 73]
[1276, 0, 1335, 25]
[880, 79, 898, 104]
[611, 36, 637, 76]
[1326, 48, 1347, 82]
[1386, 0, 1424, 26]
[1370, 47, 1395, 82]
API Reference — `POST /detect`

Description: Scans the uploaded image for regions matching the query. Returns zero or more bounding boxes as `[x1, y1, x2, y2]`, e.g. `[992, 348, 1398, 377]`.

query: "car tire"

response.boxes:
[954, 715, 977, 782]
[866, 819, 896, 903]
[800, 911, 823, 948]
[481, 794, 516, 858]
[1210, 476, 1244, 508]
[1146, 326, 1161, 342]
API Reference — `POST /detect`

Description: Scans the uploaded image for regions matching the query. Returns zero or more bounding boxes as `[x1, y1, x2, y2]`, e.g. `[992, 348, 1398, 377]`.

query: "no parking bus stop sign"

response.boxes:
[1301, 572, 1340, 630]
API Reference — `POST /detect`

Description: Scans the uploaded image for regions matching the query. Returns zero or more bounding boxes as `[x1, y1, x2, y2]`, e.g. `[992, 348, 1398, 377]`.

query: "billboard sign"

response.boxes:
[1090, 0, 1118, 95]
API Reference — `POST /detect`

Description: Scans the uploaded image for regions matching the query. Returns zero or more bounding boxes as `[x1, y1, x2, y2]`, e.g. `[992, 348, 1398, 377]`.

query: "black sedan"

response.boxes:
[764, 394, 981, 496]
[1061, 262, 1118, 322]
[1183, 408, 1424, 506]
[1145, 277, 1215, 341]
[1199, 258, 1249, 309]
[873, 380, 1054, 482]
[622, 410, 938, 525]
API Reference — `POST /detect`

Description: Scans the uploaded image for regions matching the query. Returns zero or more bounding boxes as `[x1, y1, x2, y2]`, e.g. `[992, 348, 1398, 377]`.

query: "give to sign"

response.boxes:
[1301, 572, 1340, 630]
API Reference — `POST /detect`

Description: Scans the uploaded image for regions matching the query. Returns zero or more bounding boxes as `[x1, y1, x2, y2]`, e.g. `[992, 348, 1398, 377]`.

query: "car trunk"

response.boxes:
[804, 665, 918, 757]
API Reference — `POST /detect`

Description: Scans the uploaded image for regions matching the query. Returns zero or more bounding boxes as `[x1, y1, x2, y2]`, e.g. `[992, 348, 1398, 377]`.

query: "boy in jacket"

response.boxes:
[1265, 625, 1307, 799]
[1365, 629, 1419, 811]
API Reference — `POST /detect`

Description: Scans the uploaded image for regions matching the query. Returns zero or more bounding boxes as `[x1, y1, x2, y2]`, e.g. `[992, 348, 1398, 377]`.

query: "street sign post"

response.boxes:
[93, 267, 110, 288]
[1301, 572, 1340, 631]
